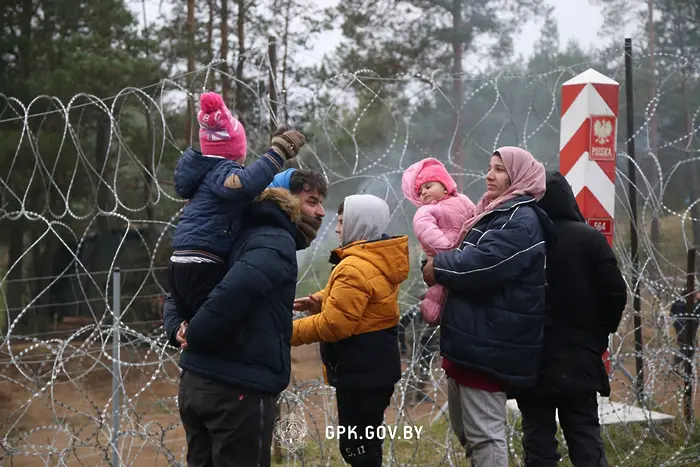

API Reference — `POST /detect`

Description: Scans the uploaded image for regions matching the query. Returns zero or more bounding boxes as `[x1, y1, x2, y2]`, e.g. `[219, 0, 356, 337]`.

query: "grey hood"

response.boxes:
[342, 194, 390, 246]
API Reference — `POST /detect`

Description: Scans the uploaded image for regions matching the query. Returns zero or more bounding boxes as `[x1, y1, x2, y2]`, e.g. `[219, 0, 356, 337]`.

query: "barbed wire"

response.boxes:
[0, 41, 699, 466]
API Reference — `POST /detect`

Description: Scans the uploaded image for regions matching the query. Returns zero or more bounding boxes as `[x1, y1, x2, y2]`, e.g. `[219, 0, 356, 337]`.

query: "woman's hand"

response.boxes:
[423, 257, 436, 286]
[176, 321, 188, 349]
[293, 295, 322, 315]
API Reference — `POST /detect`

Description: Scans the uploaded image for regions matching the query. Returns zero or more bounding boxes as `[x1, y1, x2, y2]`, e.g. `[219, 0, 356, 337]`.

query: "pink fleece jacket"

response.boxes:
[401, 158, 476, 324]
[412, 196, 475, 256]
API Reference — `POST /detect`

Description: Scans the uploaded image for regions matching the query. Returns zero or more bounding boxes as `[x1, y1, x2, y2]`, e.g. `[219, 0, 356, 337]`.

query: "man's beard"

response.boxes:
[298, 214, 322, 247]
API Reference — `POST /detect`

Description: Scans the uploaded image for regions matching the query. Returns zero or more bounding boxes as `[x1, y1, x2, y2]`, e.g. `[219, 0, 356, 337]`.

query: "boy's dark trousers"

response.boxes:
[516, 391, 608, 467]
[178, 369, 276, 467]
[335, 386, 394, 467]
[167, 261, 227, 322]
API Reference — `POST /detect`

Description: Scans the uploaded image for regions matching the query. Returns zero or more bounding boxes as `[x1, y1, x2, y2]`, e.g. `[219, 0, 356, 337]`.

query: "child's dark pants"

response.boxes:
[167, 261, 227, 322]
[335, 386, 394, 467]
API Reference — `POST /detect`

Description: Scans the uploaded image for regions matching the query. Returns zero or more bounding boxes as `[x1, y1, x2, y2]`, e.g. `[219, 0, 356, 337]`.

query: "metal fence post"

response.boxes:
[625, 38, 645, 402]
[112, 267, 121, 467]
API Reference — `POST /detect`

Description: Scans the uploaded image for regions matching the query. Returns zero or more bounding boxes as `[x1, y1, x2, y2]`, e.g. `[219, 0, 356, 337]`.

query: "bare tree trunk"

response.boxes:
[647, 0, 661, 249]
[32, 170, 66, 333]
[143, 111, 155, 245]
[281, 0, 291, 123]
[18, 0, 32, 84]
[682, 81, 700, 248]
[686, 162, 700, 249]
[268, 37, 278, 133]
[31, 237, 41, 334]
[235, 0, 246, 123]
[5, 0, 34, 331]
[669, 2, 699, 248]
[221, 0, 230, 102]
[207, 0, 215, 63]
[186, 0, 196, 145]
[6, 225, 25, 330]
[30, 238, 59, 334]
[142, 0, 154, 244]
[95, 115, 114, 234]
[451, 0, 464, 190]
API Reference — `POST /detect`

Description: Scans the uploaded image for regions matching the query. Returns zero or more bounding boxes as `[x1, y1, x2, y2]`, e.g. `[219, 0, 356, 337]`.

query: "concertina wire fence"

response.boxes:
[0, 41, 699, 466]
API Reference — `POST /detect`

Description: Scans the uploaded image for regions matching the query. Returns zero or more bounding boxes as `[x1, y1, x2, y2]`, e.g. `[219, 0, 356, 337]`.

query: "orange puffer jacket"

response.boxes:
[292, 235, 410, 388]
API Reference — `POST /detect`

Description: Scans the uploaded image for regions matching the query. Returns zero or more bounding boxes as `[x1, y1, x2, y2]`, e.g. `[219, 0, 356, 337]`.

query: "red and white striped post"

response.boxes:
[560, 69, 620, 375]
[560, 68, 620, 246]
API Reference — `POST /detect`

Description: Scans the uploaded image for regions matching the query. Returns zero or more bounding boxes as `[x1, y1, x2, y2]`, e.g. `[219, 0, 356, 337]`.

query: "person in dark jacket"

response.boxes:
[169, 92, 304, 325]
[514, 171, 627, 467]
[423, 147, 551, 466]
[292, 195, 410, 467]
[163, 187, 308, 467]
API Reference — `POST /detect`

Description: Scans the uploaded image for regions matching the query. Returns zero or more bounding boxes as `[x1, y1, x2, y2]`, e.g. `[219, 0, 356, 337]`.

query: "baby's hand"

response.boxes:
[271, 129, 306, 160]
[422, 258, 436, 286]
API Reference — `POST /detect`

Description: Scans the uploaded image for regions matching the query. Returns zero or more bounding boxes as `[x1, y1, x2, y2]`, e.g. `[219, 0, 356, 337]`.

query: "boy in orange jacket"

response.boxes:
[292, 194, 409, 467]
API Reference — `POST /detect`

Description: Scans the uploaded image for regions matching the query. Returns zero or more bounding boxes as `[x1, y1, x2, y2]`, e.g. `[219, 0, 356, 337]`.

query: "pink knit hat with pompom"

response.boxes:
[197, 92, 247, 161]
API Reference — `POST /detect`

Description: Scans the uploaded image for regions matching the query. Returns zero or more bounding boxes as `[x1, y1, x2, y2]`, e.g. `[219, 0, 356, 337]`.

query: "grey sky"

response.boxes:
[133, 0, 634, 69]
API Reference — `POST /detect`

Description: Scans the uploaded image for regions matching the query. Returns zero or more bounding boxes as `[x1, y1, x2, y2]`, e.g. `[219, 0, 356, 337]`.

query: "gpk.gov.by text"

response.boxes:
[325, 425, 424, 440]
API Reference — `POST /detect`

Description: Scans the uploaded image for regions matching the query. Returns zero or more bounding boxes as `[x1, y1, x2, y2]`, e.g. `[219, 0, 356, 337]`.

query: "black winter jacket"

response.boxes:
[163, 187, 305, 395]
[434, 195, 552, 388]
[533, 171, 627, 397]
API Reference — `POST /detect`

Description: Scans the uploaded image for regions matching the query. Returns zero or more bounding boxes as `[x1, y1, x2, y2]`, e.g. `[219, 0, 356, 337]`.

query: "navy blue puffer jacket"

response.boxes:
[163, 187, 305, 395]
[433, 195, 553, 388]
[172, 147, 284, 258]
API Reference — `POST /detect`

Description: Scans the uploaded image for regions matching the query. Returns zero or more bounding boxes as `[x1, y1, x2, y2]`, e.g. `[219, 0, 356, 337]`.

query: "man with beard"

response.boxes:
[269, 167, 327, 247]
[163, 164, 327, 466]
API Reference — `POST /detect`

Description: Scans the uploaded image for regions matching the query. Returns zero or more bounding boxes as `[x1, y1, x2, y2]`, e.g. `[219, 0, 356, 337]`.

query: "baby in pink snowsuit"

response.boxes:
[401, 158, 476, 325]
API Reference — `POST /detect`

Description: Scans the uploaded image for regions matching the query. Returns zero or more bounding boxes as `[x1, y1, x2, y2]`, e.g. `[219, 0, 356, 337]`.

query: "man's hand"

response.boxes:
[423, 257, 436, 286]
[176, 321, 188, 349]
[293, 295, 322, 315]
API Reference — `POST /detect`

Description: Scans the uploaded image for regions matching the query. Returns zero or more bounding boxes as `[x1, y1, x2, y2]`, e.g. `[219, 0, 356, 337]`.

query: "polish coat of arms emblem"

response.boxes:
[593, 118, 613, 145]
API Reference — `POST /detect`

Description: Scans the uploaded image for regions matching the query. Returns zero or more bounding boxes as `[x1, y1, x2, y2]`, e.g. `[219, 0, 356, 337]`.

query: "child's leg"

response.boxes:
[336, 386, 394, 467]
[168, 261, 227, 321]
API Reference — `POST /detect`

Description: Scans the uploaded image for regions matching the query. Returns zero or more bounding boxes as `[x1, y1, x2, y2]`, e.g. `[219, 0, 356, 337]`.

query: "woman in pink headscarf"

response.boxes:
[422, 147, 552, 466]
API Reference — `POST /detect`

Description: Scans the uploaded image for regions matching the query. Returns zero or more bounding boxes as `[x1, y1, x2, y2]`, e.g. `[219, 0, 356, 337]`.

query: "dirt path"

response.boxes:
[0, 343, 447, 466]
[2, 338, 696, 466]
